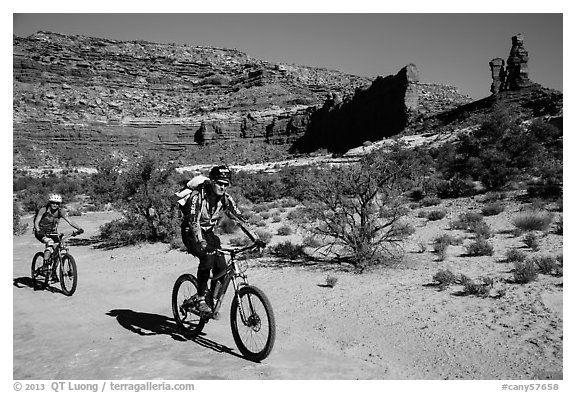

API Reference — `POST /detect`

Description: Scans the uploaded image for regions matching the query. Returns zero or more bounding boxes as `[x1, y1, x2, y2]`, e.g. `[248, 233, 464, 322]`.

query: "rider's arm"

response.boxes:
[186, 192, 205, 244]
[223, 194, 261, 243]
[34, 206, 46, 232]
[60, 209, 82, 231]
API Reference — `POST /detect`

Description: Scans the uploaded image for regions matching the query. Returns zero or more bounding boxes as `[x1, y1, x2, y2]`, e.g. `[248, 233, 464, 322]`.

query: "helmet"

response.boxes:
[208, 165, 231, 183]
[48, 193, 62, 203]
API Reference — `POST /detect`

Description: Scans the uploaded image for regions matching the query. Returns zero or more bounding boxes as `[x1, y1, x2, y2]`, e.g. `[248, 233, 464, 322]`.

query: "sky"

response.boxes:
[11, 12, 564, 99]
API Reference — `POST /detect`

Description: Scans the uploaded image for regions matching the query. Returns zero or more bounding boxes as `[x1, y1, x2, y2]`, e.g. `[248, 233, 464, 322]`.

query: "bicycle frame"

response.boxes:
[209, 245, 258, 318]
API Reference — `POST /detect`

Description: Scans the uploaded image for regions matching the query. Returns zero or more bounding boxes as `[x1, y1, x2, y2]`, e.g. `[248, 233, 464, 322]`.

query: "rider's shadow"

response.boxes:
[107, 309, 188, 342]
[13, 277, 64, 294]
[106, 309, 242, 359]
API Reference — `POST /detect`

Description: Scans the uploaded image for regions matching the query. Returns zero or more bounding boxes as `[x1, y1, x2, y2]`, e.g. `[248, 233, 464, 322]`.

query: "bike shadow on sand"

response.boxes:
[13, 276, 65, 294]
[106, 309, 244, 360]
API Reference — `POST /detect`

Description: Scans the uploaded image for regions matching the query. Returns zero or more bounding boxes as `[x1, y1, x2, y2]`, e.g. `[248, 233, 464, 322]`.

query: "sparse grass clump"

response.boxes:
[270, 241, 306, 260]
[513, 259, 538, 284]
[504, 249, 527, 264]
[466, 238, 494, 256]
[553, 216, 563, 235]
[450, 212, 484, 231]
[432, 234, 462, 260]
[276, 225, 293, 236]
[534, 256, 558, 275]
[325, 274, 338, 288]
[522, 232, 540, 251]
[471, 221, 493, 239]
[481, 202, 505, 216]
[426, 209, 447, 221]
[433, 269, 457, 290]
[255, 229, 273, 244]
[420, 196, 441, 207]
[512, 210, 554, 233]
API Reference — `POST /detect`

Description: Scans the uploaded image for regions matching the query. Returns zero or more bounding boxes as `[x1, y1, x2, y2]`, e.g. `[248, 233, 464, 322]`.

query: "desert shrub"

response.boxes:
[272, 214, 282, 223]
[325, 274, 338, 288]
[255, 229, 273, 244]
[436, 176, 477, 198]
[303, 235, 322, 248]
[432, 234, 461, 260]
[426, 209, 447, 221]
[466, 238, 494, 256]
[260, 211, 271, 220]
[276, 225, 293, 236]
[218, 216, 238, 234]
[471, 221, 493, 239]
[504, 249, 527, 264]
[280, 198, 299, 208]
[433, 269, 457, 289]
[95, 155, 181, 247]
[512, 210, 554, 233]
[450, 212, 484, 231]
[13, 201, 29, 236]
[462, 279, 491, 297]
[513, 259, 538, 284]
[408, 187, 425, 201]
[270, 241, 306, 260]
[555, 255, 563, 276]
[286, 208, 307, 223]
[522, 232, 539, 251]
[483, 191, 507, 203]
[99, 215, 150, 247]
[420, 196, 441, 207]
[252, 204, 269, 213]
[534, 256, 559, 275]
[553, 216, 563, 235]
[298, 145, 427, 271]
[481, 202, 505, 216]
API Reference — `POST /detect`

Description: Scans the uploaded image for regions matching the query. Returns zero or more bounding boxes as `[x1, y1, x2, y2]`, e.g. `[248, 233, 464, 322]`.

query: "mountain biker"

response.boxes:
[34, 194, 84, 264]
[181, 165, 265, 314]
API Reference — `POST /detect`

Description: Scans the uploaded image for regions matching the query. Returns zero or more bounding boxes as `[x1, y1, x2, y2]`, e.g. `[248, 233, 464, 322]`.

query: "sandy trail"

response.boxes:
[13, 206, 563, 380]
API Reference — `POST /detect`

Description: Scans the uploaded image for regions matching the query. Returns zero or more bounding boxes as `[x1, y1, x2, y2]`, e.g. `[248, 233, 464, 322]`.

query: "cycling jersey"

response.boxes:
[182, 182, 251, 243]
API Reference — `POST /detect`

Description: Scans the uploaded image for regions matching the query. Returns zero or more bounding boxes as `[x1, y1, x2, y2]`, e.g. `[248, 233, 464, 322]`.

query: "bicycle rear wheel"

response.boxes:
[59, 254, 78, 296]
[172, 274, 206, 337]
[230, 285, 276, 362]
[31, 252, 46, 289]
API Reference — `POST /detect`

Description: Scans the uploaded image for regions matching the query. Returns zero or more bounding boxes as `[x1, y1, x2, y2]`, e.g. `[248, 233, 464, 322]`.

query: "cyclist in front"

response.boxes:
[181, 165, 265, 314]
[34, 194, 84, 265]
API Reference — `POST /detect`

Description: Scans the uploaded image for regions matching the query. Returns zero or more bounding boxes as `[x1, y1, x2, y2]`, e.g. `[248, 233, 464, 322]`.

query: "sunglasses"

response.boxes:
[50, 202, 61, 206]
[215, 181, 230, 187]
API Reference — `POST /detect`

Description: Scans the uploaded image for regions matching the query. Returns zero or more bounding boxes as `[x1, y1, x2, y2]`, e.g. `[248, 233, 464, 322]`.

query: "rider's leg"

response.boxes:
[43, 238, 55, 261]
[205, 231, 226, 295]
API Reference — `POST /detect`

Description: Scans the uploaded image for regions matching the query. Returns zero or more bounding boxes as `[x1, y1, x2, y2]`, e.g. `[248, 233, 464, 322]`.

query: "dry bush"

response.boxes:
[513, 259, 538, 284]
[512, 210, 554, 232]
[466, 238, 494, 256]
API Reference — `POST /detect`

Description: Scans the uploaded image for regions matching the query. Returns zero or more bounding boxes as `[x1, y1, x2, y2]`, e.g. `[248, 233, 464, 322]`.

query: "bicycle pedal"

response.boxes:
[212, 311, 220, 320]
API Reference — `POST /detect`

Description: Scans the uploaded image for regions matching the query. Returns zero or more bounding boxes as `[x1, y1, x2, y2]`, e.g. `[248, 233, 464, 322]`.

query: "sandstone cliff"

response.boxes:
[13, 31, 472, 167]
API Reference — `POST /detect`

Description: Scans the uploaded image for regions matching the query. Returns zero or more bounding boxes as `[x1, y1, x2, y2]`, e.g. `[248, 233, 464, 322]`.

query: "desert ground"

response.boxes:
[13, 194, 563, 380]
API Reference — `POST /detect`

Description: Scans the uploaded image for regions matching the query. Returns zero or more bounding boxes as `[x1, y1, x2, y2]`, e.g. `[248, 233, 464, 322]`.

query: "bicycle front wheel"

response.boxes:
[31, 252, 45, 289]
[59, 254, 77, 296]
[172, 274, 206, 337]
[230, 285, 276, 362]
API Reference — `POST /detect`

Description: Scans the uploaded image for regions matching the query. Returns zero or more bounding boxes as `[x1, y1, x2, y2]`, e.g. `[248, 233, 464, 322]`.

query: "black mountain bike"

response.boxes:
[31, 230, 82, 296]
[172, 243, 276, 362]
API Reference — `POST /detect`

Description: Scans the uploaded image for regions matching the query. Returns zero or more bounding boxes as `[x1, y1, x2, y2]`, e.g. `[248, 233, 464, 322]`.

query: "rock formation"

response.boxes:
[490, 34, 533, 94]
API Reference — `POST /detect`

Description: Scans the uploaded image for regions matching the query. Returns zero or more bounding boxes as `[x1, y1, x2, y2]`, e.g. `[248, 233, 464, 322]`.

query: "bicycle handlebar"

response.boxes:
[217, 243, 263, 256]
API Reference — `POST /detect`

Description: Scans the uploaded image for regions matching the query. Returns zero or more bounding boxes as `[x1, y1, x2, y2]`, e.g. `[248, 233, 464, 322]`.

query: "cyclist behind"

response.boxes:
[34, 194, 84, 263]
[181, 165, 265, 314]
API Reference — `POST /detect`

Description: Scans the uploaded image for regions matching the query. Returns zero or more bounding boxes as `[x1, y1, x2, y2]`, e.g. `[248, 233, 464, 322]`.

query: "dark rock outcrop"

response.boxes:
[292, 64, 471, 153]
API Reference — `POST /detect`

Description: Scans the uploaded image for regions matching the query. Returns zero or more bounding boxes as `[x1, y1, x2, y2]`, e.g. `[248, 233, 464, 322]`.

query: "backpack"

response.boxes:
[174, 175, 209, 209]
